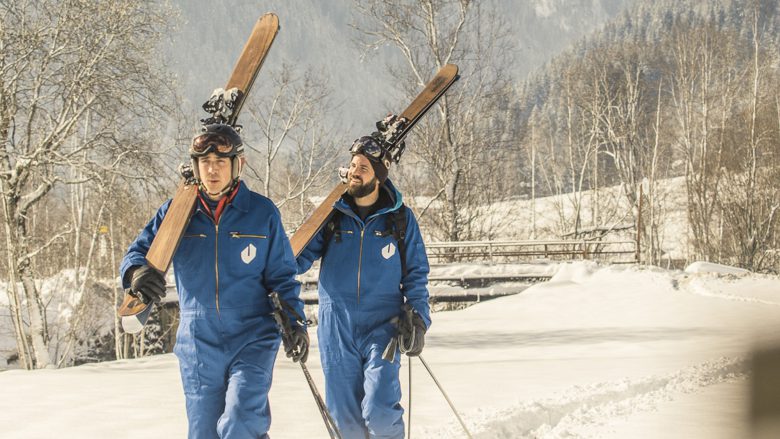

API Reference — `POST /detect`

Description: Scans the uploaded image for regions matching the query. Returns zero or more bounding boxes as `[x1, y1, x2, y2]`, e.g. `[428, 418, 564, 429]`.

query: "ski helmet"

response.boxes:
[190, 124, 244, 193]
[190, 123, 243, 158]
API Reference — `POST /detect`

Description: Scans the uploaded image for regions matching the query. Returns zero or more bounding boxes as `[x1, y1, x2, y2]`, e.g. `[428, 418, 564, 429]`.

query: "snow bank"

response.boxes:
[685, 261, 751, 275]
[548, 260, 600, 283]
[0, 270, 117, 367]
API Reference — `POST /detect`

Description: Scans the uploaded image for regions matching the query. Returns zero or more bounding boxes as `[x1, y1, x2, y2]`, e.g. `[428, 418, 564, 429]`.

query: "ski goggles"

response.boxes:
[349, 136, 387, 162]
[190, 133, 238, 157]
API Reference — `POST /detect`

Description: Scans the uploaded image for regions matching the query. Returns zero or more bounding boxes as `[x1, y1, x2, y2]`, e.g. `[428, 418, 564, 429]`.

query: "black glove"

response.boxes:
[286, 325, 309, 363]
[129, 265, 166, 304]
[399, 307, 426, 357]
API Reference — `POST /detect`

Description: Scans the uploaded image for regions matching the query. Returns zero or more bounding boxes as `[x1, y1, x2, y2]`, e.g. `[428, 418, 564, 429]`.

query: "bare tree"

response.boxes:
[664, 16, 744, 261]
[352, 0, 516, 242]
[522, 51, 635, 239]
[243, 65, 344, 227]
[0, 0, 177, 368]
[534, 102, 573, 236]
[276, 118, 345, 229]
[717, 1, 780, 270]
[644, 78, 669, 264]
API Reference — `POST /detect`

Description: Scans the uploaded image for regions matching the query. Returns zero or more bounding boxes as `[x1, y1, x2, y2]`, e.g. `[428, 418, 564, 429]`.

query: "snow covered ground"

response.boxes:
[1, 261, 779, 438]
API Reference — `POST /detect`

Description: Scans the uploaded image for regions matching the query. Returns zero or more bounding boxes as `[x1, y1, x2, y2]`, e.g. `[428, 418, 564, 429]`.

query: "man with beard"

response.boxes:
[296, 130, 431, 439]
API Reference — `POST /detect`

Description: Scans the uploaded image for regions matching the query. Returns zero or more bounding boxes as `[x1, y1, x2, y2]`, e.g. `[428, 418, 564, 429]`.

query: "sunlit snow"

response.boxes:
[2, 261, 778, 438]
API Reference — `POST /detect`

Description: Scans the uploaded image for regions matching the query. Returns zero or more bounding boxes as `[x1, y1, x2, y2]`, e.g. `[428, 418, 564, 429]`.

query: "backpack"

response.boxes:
[322, 205, 409, 278]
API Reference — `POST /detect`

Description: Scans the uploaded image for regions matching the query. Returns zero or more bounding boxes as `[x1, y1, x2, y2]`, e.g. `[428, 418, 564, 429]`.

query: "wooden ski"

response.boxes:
[289, 64, 459, 257]
[119, 13, 280, 333]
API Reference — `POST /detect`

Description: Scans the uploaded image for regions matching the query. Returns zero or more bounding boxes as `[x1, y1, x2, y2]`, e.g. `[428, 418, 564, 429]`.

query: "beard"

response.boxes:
[347, 176, 378, 199]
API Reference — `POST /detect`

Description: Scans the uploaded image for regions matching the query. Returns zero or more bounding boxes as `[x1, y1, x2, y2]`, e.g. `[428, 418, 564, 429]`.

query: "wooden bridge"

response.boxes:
[297, 238, 636, 305]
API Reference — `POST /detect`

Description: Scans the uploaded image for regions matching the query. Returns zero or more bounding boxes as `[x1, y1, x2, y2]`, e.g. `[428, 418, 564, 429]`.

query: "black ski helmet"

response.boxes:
[190, 123, 244, 192]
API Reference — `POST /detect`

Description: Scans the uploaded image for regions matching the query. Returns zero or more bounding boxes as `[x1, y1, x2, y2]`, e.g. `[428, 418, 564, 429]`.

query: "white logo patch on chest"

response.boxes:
[381, 242, 396, 259]
[241, 243, 257, 264]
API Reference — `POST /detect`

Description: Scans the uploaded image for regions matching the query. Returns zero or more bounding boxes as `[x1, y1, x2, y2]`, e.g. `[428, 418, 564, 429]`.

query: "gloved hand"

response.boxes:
[399, 307, 426, 357]
[129, 265, 167, 304]
[286, 325, 309, 363]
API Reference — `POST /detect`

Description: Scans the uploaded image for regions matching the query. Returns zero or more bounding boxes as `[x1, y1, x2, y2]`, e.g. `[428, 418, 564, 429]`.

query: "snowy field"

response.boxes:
[1, 260, 779, 438]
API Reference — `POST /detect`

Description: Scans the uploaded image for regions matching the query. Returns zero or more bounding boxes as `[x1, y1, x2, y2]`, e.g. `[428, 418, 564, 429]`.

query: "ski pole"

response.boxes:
[269, 292, 343, 439]
[418, 355, 473, 439]
[299, 361, 342, 439]
[408, 356, 413, 439]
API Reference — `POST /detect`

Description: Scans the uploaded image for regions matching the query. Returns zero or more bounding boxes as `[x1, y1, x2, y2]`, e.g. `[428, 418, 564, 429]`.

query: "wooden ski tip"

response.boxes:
[117, 293, 149, 317]
[260, 12, 279, 26]
[441, 64, 459, 82]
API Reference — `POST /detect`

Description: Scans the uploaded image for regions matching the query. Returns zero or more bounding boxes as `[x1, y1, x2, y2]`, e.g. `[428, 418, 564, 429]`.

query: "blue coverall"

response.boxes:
[121, 181, 303, 439]
[297, 179, 431, 439]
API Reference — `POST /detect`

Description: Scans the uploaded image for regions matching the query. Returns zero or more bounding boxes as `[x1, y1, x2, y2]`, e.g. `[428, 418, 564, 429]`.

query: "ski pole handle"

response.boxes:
[382, 337, 398, 363]
[382, 315, 402, 362]
[269, 292, 294, 351]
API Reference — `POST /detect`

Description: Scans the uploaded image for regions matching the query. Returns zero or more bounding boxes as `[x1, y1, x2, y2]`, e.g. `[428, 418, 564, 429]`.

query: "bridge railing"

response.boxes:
[424, 239, 638, 264]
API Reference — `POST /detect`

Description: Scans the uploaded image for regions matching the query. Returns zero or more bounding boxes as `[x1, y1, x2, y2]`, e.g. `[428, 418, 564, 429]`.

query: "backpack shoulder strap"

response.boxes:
[391, 204, 408, 278]
[321, 209, 343, 255]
